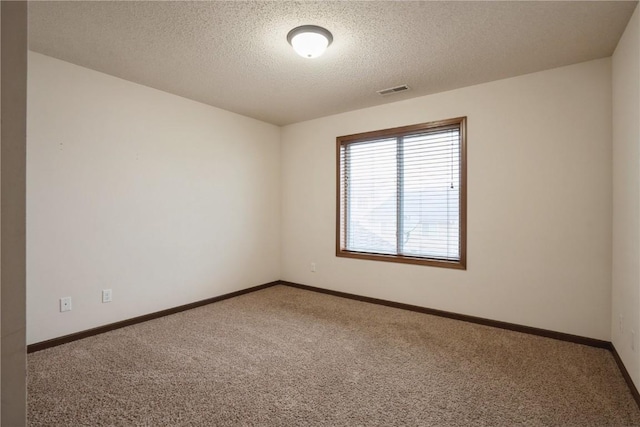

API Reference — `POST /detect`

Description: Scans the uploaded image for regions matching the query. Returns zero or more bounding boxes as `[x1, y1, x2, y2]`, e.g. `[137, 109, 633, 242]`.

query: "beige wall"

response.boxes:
[27, 52, 281, 344]
[612, 5, 640, 388]
[1, 1, 27, 425]
[281, 58, 613, 340]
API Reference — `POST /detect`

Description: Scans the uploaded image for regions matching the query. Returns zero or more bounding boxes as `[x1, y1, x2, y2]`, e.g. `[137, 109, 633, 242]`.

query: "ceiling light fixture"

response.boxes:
[287, 25, 333, 59]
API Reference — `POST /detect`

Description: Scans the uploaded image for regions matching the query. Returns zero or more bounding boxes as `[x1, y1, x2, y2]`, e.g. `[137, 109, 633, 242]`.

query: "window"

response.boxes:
[336, 117, 466, 269]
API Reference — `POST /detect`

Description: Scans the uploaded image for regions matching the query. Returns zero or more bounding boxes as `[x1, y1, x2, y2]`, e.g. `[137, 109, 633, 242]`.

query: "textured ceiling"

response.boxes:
[29, 1, 638, 126]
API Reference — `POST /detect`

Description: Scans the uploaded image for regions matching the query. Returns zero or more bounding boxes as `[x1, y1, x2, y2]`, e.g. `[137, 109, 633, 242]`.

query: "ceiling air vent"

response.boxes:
[377, 84, 410, 96]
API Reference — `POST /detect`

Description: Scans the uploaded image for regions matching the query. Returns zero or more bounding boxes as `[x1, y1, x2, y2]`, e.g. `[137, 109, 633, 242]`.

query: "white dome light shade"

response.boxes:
[287, 25, 333, 59]
[291, 32, 328, 58]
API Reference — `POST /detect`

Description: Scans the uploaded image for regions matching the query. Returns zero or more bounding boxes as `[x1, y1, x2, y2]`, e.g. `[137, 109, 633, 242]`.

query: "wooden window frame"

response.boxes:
[336, 117, 467, 270]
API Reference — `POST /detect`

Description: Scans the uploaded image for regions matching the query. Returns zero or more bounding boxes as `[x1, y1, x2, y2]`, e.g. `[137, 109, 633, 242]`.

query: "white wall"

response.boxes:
[282, 58, 613, 340]
[27, 45, 622, 347]
[27, 52, 281, 344]
[612, 5, 640, 387]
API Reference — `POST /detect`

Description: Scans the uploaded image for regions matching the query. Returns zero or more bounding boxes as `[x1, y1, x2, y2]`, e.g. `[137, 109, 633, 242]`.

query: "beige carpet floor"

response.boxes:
[28, 285, 640, 426]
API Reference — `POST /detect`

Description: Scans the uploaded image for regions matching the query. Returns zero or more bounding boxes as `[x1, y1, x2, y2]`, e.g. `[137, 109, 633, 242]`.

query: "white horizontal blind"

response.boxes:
[343, 138, 397, 254]
[340, 125, 461, 262]
[401, 129, 460, 260]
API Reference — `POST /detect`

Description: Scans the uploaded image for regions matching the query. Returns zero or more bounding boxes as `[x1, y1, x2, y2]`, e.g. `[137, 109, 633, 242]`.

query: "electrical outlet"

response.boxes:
[311, 262, 317, 273]
[60, 297, 72, 312]
[102, 289, 112, 303]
